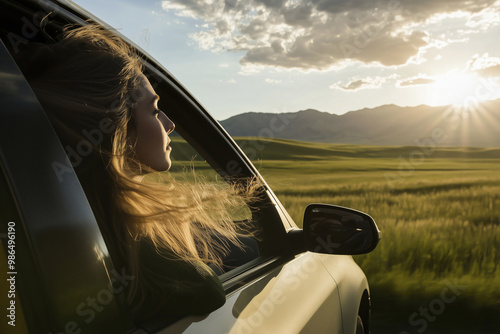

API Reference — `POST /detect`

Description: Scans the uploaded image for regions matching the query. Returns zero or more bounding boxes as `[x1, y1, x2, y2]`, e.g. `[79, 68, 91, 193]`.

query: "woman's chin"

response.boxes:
[152, 160, 172, 172]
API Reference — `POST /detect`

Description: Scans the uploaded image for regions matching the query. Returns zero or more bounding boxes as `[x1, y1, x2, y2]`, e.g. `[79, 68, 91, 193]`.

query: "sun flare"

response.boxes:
[431, 72, 492, 108]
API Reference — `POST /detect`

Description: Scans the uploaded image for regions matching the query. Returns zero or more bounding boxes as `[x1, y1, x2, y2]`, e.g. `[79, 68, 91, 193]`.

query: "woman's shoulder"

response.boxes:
[132, 238, 225, 321]
[138, 239, 220, 283]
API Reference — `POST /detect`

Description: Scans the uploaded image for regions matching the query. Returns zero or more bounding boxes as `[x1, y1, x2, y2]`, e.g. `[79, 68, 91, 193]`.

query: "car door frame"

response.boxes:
[0, 0, 310, 332]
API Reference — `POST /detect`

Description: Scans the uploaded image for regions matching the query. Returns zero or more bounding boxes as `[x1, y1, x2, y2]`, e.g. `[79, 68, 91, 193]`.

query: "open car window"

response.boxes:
[3, 10, 291, 275]
[163, 135, 253, 224]
[0, 2, 295, 330]
[137, 133, 260, 276]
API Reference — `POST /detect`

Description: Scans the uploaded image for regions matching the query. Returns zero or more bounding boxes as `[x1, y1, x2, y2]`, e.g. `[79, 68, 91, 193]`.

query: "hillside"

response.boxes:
[229, 138, 500, 164]
[220, 99, 500, 147]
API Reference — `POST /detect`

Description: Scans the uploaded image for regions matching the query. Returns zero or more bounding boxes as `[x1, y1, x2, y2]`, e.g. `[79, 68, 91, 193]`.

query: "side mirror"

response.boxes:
[303, 204, 381, 255]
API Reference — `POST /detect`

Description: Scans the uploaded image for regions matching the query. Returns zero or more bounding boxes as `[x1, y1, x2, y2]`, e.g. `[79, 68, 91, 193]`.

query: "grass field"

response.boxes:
[169, 136, 500, 332]
[233, 137, 500, 333]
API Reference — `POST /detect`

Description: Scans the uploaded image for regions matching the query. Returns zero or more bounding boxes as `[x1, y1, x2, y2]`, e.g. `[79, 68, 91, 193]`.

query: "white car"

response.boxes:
[0, 0, 380, 333]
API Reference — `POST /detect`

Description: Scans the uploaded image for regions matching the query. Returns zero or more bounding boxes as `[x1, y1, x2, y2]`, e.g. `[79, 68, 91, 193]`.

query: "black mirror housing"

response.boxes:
[303, 204, 381, 255]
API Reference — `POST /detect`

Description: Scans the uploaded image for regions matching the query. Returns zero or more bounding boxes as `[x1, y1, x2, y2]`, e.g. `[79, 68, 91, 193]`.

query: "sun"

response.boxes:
[431, 71, 491, 109]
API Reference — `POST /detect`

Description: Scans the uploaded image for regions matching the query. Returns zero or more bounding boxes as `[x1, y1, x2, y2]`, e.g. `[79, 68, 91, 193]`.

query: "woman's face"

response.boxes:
[130, 75, 175, 172]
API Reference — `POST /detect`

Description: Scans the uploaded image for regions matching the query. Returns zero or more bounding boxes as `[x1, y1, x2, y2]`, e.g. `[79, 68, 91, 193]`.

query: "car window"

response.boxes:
[1, 4, 292, 329]
[164, 135, 253, 223]
[140, 133, 260, 275]
[2, 49, 257, 333]
[9, 42, 261, 278]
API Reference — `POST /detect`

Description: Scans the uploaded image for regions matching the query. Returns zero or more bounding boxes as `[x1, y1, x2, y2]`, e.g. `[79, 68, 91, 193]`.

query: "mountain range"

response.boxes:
[220, 99, 500, 147]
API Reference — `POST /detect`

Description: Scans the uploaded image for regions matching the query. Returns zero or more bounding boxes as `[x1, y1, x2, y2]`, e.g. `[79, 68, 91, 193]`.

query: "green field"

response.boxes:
[169, 136, 500, 332]
[235, 137, 500, 333]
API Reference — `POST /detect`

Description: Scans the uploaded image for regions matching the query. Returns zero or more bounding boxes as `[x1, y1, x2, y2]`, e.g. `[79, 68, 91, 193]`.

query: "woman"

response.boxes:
[16, 24, 258, 322]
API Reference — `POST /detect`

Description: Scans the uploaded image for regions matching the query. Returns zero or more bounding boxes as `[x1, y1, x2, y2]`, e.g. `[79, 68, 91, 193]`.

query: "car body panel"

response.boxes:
[318, 255, 370, 334]
[159, 253, 344, 334]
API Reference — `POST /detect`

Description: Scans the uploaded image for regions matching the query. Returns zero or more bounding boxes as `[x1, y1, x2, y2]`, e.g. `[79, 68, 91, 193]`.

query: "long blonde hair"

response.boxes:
[17, 24, 258, 310]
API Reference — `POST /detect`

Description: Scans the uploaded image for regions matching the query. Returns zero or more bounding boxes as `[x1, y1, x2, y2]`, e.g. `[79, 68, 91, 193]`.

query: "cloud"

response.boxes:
[398, 76, 435, 87]
[161, 0, 499, 70]
[330, 76, 387, 91]
[467, 53, 500, 77]
[265, 78, 281, 83]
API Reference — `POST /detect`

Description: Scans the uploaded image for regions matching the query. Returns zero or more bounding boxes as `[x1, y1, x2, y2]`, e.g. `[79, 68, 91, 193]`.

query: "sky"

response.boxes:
[72, 0, 500, 120]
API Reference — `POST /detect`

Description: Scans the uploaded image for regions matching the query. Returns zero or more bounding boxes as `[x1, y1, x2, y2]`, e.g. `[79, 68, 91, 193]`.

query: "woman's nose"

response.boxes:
[160, 111, 175, 134]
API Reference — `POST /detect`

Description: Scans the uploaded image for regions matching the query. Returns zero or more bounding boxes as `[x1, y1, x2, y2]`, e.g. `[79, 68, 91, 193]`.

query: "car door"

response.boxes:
[0, 1, 350, 333]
